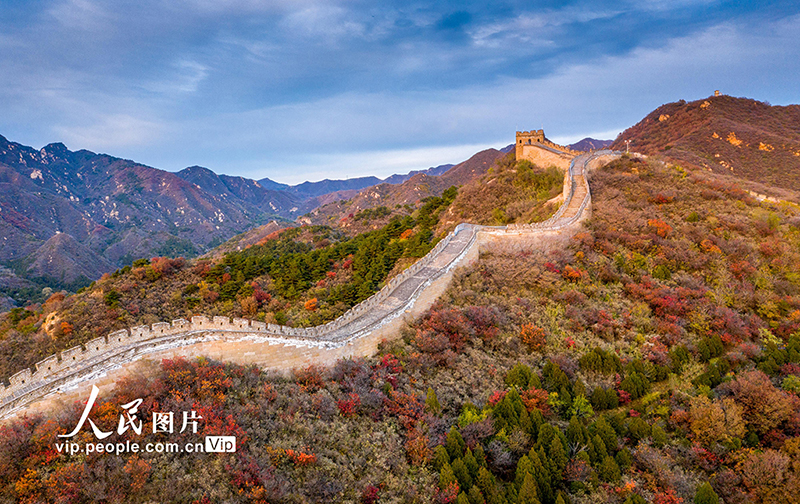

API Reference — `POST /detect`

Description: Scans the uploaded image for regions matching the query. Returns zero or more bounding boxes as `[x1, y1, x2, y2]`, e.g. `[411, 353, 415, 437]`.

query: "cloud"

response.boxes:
[53, 114, 166, 151]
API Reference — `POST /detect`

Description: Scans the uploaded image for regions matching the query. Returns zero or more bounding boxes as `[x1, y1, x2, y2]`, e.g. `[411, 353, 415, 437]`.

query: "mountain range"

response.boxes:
[0, 136, 495, 307]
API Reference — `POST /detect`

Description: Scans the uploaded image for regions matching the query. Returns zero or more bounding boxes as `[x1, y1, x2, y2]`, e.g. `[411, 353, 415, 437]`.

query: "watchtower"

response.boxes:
[516, 130, 545, 159]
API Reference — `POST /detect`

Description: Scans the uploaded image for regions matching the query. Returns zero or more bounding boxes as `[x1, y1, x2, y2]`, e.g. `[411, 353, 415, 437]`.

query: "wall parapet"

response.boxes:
[0, 150, 619, 418]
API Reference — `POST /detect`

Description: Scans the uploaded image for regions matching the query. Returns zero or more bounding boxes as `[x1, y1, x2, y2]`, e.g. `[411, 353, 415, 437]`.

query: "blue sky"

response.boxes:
[1, 1, 799, 184]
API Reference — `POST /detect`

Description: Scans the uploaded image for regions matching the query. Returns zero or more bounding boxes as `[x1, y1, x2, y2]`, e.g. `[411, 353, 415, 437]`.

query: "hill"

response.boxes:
[303, 148, 505, 232]
[612, 94, 800, 191]
[569, 138, 613, 151]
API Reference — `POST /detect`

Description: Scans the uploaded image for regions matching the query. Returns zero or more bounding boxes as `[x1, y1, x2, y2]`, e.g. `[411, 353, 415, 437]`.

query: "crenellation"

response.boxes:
[191, 315, 210, 328]
[152, 322, 171, 335]
[233, 317, 249, 328]
[61, 346, 84, 365]
[9, 368, 32, 389]
[252, 321, 266, 331]
[84, 336, 108, 358]
[213, 316, 230, 327]
[171, 319, 190, 330]
[108, 329, 129, 345]
[35, 356, 59, 375]
[130, 325, 153, 340]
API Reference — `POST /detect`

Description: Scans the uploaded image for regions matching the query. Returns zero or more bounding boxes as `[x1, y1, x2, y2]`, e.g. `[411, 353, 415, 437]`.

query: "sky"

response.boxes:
[1, 1, 799, 184]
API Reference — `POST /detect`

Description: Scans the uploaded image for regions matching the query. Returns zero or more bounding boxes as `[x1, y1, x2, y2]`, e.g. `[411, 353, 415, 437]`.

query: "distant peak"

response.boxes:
[41, 142, 70, 154]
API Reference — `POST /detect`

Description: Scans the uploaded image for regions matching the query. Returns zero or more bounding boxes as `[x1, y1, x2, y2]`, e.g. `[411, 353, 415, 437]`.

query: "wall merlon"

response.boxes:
[232, 317, 249, 328]
[9, 368, 32, 387]
[130, 325, 152, 340]
[191, 315, 210, 327]
[35, 356, 59, 375]
[171, 319, 190, 330]
[108, 329, 129, 345]
[152, 322, 171, 336]
[213, 316, 230, 326]
[252, 321, 266, 331]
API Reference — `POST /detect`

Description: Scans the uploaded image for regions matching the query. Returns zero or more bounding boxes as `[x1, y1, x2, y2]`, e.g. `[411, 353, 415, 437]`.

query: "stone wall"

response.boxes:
[0, 150, 618, 420]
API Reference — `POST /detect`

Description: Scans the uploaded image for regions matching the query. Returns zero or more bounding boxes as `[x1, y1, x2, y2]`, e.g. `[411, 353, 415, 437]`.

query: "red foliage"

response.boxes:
[488, 390, 507, 407]
[653, 489, 683, 504]
[647, 218, 673, 238]
[337, 393, 361, 417]
[293, 365, 326, 393]
[362, 485, 381, 504]
[520, 388, 551, 415]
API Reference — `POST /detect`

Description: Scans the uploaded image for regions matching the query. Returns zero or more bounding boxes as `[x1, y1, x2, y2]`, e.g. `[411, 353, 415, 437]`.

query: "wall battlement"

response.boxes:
[0, 149, 619, 419]
[515, 130, 584, 165]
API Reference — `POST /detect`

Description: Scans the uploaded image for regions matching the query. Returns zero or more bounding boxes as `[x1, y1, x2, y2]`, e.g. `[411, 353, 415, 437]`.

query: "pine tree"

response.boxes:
[514, 456, 532, 490]
[694, 482, 720, 504]
[463, 448, 479, 479]
[447, 427, 467, 460]
[566, 416, 588, 447]
[452, 458, 473, 491]
[425, 387, 442, 415]
[440, 461, 458, 490]
[468, 485, 486, 504]
[598, 455, 621, 483]
[549, 436, 568, 478]
[555, 492, 567, 504]
[518, 473, 541, 504]
[457, 492, 471, 504]
[474, 444, 488, 468]
[433, 445, 451, 470]
[589, 435, 607, 465]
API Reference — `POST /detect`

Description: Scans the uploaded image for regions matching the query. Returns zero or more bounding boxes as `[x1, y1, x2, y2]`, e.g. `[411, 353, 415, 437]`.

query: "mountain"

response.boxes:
[569, 138, 613, 151]
[0, 136, 307, 301]
[611, 94, 800, 191]
[302, 148, 506, 230]
[258, 162, 458, 198]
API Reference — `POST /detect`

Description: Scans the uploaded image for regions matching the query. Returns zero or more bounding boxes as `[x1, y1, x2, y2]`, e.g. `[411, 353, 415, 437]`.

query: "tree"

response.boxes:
[597, 455, 621, 483]
[447, 427, 467, 460]
[690, 394, 746, 447]
[426, 387, 442, 415]
[694, 482, 719, 504]
[518, 473, 541, 504]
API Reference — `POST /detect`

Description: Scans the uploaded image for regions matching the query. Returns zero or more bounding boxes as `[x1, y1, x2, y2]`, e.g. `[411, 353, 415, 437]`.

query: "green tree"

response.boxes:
[425, 387, 442, 415]
[597, 455, 621, 483]
[518, 473, 541, 504]
[447, 427, 467, 460]
[694, 482, 719, 504]
[452, 458, 473, 491]
[440, 462, 458, 490]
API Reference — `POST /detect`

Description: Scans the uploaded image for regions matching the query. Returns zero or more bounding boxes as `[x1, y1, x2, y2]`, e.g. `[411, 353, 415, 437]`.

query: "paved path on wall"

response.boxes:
[0, 150, 620, 420]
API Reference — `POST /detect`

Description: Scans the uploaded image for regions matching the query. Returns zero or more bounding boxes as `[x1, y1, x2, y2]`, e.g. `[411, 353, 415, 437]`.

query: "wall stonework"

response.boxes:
[515, 130, 584, 171]
[0, 150, 620, 421]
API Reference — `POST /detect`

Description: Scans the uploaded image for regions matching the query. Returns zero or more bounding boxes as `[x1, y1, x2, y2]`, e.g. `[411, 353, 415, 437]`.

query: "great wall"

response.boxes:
[0, 143, 622, 420]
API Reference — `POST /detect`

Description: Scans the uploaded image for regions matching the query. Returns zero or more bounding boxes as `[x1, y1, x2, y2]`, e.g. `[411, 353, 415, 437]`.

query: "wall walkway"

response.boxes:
[0, 150, 620, 419]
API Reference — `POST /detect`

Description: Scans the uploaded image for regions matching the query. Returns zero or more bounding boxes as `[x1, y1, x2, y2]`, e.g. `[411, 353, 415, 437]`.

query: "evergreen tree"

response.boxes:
[694, 482, 720, 504]
[588, 435, 607, 465]
[457, 492, 471, 504]
[597, 455, 621, 483]
[474, 444, 488, 468]
[463, 448, 480, 479]
[452, 458, 473, 491]
[425, 387, 442, 415]
[591, 416, 618, 453]
[566, 416, 588, 447]
[468, 485, 487, 504]
[447, 427, 467, 460]
[518, 473, 541, 504]
[440, 461, 458, 490]
[514, 456, 532, 490]
[624, 495, 647, 504]
[433, 445, 451, 470]
[549, 436, 568, 478]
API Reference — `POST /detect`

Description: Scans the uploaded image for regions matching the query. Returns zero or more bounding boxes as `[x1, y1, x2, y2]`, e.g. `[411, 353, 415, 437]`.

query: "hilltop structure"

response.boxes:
[516, 130, 583, 170]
